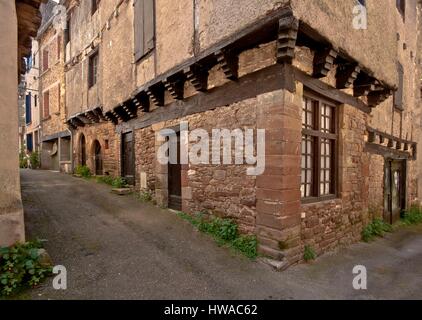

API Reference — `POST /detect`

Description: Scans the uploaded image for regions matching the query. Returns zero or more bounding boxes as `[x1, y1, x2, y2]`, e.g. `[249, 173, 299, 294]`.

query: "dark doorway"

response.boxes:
[384, 159, 406, 224]
[168, 132, 182, 210]
[122, 132, 135, 185]
[93, 140, 102, 175]
[80, 134, 86, 166]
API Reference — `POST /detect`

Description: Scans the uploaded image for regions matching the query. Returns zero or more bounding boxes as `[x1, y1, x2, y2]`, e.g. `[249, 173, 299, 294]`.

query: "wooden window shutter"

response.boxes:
[144, 0, 155, 52]
[43, 91, 50, 118]
[43, 48, 49, 71]
[57, 84, 61, 113]
[57, 35, 61, 60]
[134, 0, 155, 61]
[394, 63, 404, 109]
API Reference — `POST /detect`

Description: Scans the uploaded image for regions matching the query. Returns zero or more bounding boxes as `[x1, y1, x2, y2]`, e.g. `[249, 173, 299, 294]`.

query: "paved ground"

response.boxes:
[20, 169, 422, 300]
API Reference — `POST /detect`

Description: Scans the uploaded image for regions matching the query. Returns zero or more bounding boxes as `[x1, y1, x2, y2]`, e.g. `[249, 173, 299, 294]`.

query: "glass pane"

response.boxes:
[307, 170, 312, 183]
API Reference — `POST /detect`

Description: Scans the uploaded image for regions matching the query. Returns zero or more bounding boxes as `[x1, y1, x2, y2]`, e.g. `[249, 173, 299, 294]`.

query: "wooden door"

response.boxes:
[122, 132, 135, 185]
[94, 140, 102, 175]
[384, 159, 406, 224]
[168, 133, 182, 210]
[80, 135, 86, 166]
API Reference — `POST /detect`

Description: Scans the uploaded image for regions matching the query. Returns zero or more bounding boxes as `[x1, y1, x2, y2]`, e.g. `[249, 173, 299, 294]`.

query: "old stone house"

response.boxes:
[38, 0, 72, 173]
[62, 0, 422, 268]
[23, 39, 41, 155]
[0, 0, 46, 247]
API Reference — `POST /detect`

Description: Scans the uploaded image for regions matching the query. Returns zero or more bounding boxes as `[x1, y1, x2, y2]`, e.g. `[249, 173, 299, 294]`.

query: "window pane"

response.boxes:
[301, 134, 314, 198]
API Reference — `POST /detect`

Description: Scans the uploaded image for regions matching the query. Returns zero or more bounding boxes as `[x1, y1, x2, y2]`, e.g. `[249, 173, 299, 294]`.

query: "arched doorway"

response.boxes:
[93, 140, 103, 175]
[80, 134, 86, 166]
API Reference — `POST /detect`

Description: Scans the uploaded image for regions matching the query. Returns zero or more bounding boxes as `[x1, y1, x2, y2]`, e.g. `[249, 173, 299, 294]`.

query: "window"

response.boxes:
[26, 133, 33, 153]
[91, 0, 100, 15]
[89, 51, 99, 88]
[394, 62, 404, 110]
[43, 91, 50, 119]
[42, 48, 49, 71]
[104, 139, 109, 149]
[57, 35, 62, 60]
[357, 0, 366, 6]
[134, 0, 155, 61]
[301, 93, 338, 201]
[34, 95, 38, 107]
[25, 94, 32, 124]
[396, 0, 405, 19]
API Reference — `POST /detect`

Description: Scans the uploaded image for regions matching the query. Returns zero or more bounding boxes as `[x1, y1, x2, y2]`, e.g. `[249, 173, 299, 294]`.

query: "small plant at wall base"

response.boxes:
[29, 152, 40, 169]
[74, 165, 91, 178]
[176, 212, 258, 259]
[19, 148, 28, 169]
[138, 191, 152, 203]
[0, 240, 52, 297]
[96, 175, 114, 185]
[401, 205, 422, 225]
[362, 218, 393, 242]
[112, 177, 127, 188]
[303, 245, 316, 262]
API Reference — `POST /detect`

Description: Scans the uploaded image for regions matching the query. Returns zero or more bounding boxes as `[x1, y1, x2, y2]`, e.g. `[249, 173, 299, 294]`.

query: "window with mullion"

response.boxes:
[301, 94, 337, 201]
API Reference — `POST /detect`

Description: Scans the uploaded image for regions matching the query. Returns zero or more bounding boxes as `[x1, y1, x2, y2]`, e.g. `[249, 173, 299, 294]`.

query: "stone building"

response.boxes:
[38, 0, 72, 173]
[23, 39, 42, 154]
[0, 0, 46, 247]
[64, 0, 422, 268]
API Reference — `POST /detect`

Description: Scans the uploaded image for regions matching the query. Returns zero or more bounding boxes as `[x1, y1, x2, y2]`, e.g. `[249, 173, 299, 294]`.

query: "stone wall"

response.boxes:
[73, 123, 120, 177]
[0, 1, 25, 247]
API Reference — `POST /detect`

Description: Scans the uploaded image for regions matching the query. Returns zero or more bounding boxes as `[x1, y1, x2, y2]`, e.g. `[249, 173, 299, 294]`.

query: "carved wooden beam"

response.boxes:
[277, 13, 299, 64]
[313, 47, 338, 78]
[367, 89, 392, 107]
[111, 109, 123, 121]
[133, 92, 150, 112]
[184, 64, 208, 92]
[336, 63, 361, 89]
[121, 102, 137, 119]
[67, 119, 78, 130]
[163, 74, 185, 100]
[353, 73, 377, 97]
[93, 107, 107, 121]
[104, 111, 118, 125]
[76, 114, 91, 125]
[114, 107, 130, 122]
[215, 49, 239, 80]
[146, 83, 165, 107]
[86, 110, 100, 123]
[71, 117, 85, 127]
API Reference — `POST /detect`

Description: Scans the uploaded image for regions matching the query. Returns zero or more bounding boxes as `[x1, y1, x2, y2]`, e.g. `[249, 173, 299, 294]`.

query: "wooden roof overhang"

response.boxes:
[69, 6, 395, 127]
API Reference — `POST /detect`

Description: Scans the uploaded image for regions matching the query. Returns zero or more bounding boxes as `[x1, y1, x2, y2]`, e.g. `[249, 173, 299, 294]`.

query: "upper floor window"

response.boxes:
[57, 35, 62, 60]
[89, 51, 99, 88]
[91, 0, 100, 15]
[394, 62, 404, 110]
[42, 48, 49, 72]
[396, 0, 405, 20]
[134, 0, 155, 61]
[25, 93, 32, 124]
[43, 90, 50, 119]
[301, 93, 338, 202]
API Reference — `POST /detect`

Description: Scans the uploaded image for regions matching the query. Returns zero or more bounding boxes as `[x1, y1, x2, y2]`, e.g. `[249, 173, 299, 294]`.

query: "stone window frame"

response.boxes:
[301, 90, 339, 204]
[88, 50, 99, 89]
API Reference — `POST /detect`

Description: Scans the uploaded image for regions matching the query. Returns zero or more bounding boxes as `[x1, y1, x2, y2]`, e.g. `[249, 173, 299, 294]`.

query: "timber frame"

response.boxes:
[67, 6, 395, 128]
[366, 126, 417, 160]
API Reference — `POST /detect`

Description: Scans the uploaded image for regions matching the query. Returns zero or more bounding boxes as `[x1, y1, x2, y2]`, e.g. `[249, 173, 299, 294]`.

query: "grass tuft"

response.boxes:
[176, 212, 258, 259]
